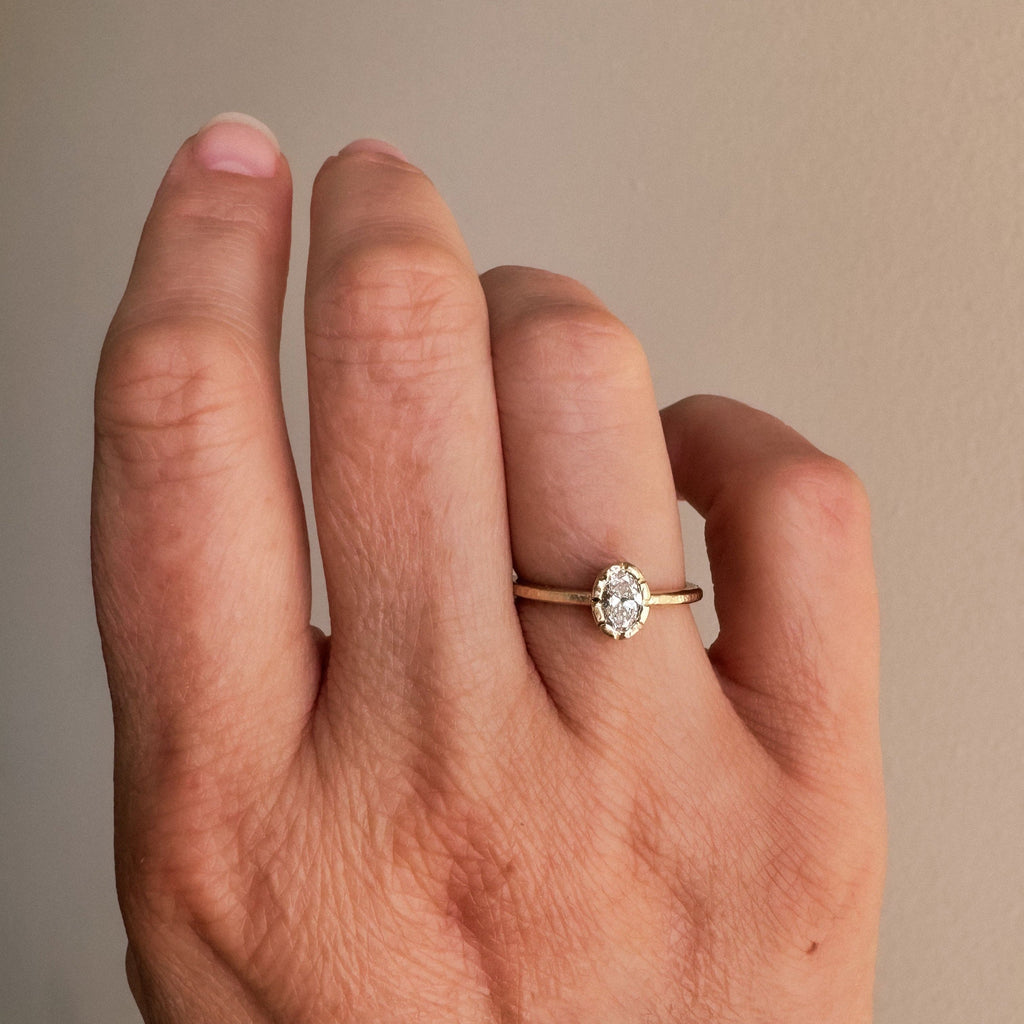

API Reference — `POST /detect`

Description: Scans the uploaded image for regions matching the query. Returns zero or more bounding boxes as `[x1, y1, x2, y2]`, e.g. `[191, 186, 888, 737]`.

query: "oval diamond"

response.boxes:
[592, 563, 651, 639]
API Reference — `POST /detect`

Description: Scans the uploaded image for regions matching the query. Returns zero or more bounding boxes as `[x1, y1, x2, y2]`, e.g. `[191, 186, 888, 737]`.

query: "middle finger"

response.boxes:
[304, 143, 529, 737]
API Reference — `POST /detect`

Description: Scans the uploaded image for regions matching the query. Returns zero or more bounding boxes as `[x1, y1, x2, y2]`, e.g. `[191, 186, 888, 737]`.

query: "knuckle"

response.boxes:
[157, 185, 277, 244]
[760, 454, 871, 543]
[96, 318, 262, 472]
[119, 775, 255, 961]
[500, 300, 649, 396]
[307, 235, 481, 381]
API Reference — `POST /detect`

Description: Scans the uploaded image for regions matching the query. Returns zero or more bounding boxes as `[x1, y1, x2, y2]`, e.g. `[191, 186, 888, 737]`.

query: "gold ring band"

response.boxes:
[513, 562, 702, 639]
[511, 582, 703, 606]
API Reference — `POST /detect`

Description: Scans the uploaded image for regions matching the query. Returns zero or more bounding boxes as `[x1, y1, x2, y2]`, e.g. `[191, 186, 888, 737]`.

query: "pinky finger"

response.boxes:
[660, 395, 881, 787]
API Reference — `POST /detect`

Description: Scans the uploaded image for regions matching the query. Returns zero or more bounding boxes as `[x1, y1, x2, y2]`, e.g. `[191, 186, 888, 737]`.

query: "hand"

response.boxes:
[92, 114, 885, 1023]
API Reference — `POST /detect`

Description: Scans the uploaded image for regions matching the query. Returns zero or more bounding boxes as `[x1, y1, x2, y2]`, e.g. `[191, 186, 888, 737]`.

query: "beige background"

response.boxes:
[2, 1, 1022, 1021]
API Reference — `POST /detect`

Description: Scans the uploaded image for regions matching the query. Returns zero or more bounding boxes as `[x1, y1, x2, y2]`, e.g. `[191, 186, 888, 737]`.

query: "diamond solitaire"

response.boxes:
[592, 562, 651, 639]
[511, 563, 702, 638]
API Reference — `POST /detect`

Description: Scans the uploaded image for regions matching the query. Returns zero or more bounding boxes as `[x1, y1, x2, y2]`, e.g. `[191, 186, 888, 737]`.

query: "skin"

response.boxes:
[91, 121, 885, 1023]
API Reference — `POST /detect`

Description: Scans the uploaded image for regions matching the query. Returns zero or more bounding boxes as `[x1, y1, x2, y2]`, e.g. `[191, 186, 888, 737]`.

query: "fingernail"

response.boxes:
[194, 112, 280, 177]
[338, 138, 408, 161]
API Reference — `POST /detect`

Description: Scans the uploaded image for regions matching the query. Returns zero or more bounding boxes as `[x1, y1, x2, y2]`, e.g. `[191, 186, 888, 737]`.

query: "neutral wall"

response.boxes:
[2, 2, 1021, 1021]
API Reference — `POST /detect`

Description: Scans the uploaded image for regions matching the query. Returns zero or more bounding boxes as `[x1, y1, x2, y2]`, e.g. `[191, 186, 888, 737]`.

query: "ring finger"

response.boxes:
[482, 267, 717, 739]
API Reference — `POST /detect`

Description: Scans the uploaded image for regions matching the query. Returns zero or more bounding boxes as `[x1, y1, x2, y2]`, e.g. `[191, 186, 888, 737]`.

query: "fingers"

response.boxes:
[92, 115, 317, 773]
[660, 395, 881, 782]
[482, 267, 719, 737]
[303, 144, 531, 736]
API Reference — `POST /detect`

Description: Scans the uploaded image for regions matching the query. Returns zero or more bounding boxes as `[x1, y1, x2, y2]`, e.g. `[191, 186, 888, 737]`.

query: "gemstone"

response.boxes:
[592, 563, 650, 639]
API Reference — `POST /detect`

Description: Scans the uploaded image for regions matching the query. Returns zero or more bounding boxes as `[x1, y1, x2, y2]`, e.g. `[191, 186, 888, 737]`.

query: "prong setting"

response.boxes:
[591, 562, 651, 639]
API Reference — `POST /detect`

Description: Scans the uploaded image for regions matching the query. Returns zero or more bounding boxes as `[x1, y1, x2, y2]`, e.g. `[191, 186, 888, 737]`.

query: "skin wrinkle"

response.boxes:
[164, 177, 281, 230]
[495, 342, 650, 440]
[451, 824, 545, 1014]
[117, 285, 282, 346]
[331, 765, 491, 1019]
[96, 327, 274, 486]
[445, 857, 522, 1023]
[100, 512, 264, 672]
[94, 477, 312, 712]
[312, 429, 439, 560]
[307, 241, 481, 358]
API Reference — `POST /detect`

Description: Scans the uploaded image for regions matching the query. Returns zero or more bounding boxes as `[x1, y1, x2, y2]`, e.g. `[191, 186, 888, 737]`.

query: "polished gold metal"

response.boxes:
[512, 562, 702, 640]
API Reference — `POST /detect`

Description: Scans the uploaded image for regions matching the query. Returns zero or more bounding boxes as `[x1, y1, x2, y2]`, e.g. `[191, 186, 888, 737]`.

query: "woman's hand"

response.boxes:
[92, 114, 885, 1023]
